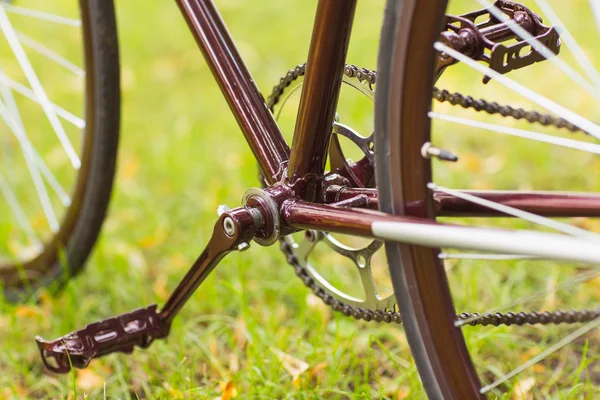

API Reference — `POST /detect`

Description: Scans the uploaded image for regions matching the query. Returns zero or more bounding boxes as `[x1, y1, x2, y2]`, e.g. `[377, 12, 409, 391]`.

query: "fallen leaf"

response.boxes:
[15, 305, 40, 319]
[76, 369, 104, 391]
[139, 226, 168, 249]
[270, 347, 309, 378]
[153, 273, 169, 301]
[229, 353, 239, 373]
[396, 387, 411, 400]
[308, 362, 328, 385]
[120, 155, 140, 181]
[512, 377, 535, 400]
[233, 317, 248, 351]
[162, 382, 184, 399]
[219, 381, 237, 400]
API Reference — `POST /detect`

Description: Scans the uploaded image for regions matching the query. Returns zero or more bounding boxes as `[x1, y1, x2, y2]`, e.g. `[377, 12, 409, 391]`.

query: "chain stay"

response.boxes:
[270, 63, 595, 327]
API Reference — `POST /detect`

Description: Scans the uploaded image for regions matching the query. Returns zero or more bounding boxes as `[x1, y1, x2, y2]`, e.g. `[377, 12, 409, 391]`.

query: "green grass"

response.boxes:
[1, 0, 600, 398]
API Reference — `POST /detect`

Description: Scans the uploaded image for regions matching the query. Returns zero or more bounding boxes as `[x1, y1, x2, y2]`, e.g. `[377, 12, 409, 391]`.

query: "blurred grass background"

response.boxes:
[0, 0, 599, 398]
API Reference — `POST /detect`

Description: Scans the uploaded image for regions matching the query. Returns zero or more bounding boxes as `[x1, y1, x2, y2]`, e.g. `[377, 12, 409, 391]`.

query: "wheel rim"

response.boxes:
[0, 0, 96, 290]
[375, 0, 483, 398]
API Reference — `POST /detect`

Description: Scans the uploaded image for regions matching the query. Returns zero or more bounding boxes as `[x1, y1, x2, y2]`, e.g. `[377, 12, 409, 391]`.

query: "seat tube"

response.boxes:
[287, 0, 357, 198]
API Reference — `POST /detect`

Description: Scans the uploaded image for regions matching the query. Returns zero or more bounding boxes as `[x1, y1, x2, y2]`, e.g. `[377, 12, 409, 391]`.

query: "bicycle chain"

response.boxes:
[269, 63, 598, 326]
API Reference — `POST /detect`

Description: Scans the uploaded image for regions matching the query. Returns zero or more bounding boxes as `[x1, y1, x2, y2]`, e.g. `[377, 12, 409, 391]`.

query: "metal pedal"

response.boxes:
[36, 304, 169, 373]
[438, 0, 561, 82]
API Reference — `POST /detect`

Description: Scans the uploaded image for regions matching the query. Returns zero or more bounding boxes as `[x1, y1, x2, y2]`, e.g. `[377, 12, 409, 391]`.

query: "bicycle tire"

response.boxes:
[374, 0, 483, 398]
[1, 0, 120, 301]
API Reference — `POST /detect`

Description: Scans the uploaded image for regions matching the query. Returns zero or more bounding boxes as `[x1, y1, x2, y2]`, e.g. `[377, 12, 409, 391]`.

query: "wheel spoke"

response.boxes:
[475, 0, 599, 99]
[15, 30, 84, 77]
[0, 66, 71, 207]
[0, 72, 84, 129]
[0, 171, 39, 247]
[533, 0, 600, 91]
[429, 111, 600, 154]
[434, 41, 600, 140]
[439, 253, 537, 260]
[0, 7, 80, 168]
[0, 3, 81, 27]
[480, 318, 600, 394]
[430, 183, 600, 240]
[0, 98, 59, 232]
[589, 0, 600, 32]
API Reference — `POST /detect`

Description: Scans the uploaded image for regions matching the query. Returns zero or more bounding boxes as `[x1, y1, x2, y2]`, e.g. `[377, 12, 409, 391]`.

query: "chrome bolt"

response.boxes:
[421, 142, 458, 162]
[217, 204, 230, 216]
[223, 216, 236, 237]
[237, 242, 250, 252]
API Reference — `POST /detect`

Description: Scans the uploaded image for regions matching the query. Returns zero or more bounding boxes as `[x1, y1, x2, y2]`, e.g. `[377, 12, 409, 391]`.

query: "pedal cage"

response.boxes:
[439, 0, 561, 82]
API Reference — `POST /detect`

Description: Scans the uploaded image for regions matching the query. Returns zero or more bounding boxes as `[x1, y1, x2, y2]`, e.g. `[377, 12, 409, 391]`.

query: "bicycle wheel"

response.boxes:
[0, 0, 120, 301]
[376, 0, 600, 398]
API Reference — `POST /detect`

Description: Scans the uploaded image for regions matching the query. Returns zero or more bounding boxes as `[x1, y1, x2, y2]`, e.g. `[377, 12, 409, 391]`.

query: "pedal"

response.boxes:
[438, 0, 561, 82]
[36, 304, 169, 373]
[36, 206, 261, 373]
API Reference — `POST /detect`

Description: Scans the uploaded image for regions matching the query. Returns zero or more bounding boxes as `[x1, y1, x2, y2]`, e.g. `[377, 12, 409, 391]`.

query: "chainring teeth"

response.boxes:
[269, 64, 399, 315]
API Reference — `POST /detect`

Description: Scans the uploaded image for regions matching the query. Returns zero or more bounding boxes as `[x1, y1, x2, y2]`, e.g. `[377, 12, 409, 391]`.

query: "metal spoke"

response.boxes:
[430, 183, 600, 241]
[0, 98, 59, 232]
[434, 41, 600, 140]
[589, 0, 600, 32]
[0, 3, 81, 27]
[456, 270, 600, 327]
[0, 72, 84, 129]
[480, 318, 600, 393]
[429, 111, 600, 154]
[0, 65, 71, 207]
[15, 30, 84, 77]
[439, 253, 537, 260]
[0, 171, 39, 246]
[533, 0, 600, 90]
[475, 0, 599, 99]
[0, 7, 80, 168]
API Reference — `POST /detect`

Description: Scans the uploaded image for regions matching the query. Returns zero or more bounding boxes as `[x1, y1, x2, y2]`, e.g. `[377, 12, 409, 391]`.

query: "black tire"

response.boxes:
[2, 0, 120, 301]
[375, 0, 483, 398]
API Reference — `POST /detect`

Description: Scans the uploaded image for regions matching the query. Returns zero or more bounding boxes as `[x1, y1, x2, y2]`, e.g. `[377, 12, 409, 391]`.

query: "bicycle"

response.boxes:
[2, 0, 600, 398]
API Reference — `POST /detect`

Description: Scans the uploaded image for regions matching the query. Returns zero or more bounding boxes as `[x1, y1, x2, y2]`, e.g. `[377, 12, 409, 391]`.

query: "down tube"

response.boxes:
[175, 0, 289, 183]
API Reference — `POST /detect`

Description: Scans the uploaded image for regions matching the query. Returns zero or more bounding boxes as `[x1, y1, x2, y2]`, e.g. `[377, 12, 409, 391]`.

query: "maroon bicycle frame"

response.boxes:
[174, 0, 600, 220]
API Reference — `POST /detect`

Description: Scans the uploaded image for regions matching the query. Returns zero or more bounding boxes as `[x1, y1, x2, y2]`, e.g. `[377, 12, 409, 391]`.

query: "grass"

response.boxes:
[1, 0, 600, 398]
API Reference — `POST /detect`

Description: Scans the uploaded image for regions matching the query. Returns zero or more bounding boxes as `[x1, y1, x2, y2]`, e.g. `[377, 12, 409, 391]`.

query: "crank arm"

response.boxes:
[36, 207, 257, 373]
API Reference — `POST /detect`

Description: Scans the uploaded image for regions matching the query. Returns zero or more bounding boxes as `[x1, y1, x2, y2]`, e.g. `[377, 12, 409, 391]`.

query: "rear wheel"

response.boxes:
[0, 0, 120, 301]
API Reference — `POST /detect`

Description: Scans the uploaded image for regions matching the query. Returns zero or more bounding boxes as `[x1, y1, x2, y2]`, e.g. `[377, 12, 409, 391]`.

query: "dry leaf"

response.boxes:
[308, 362, 328, 385]
[162, 382, 184, 399]
[153, 273, 169, 301]
[229, 353, 240, 373]
[15, 305, 40, 319]
[270, 347, 309, 378]
[396, 387, 411, 400]
[219, 381, 238, 400]
[139, 226, 168, 249]
[233, 317, 248, 351]
[120, 155, 140, 181]
[76, 369, 104, 391]
[512, 377, 535, 400]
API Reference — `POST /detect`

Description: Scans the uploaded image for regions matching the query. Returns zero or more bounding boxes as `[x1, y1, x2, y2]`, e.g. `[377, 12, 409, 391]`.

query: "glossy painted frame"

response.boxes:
[174, 0, 600, 217]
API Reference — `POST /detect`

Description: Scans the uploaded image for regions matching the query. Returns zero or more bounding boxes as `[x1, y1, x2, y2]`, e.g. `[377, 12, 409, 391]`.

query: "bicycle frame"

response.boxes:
[175, 0, 600, 223]
[35, 0, 600, 375]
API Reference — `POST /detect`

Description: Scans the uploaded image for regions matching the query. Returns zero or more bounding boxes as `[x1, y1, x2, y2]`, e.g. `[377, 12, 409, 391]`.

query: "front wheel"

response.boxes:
[0, 0, 120, 301]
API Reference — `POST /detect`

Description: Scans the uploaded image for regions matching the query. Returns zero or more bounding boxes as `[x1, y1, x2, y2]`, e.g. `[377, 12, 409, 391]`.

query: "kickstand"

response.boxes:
[36, 206, 258, 373]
